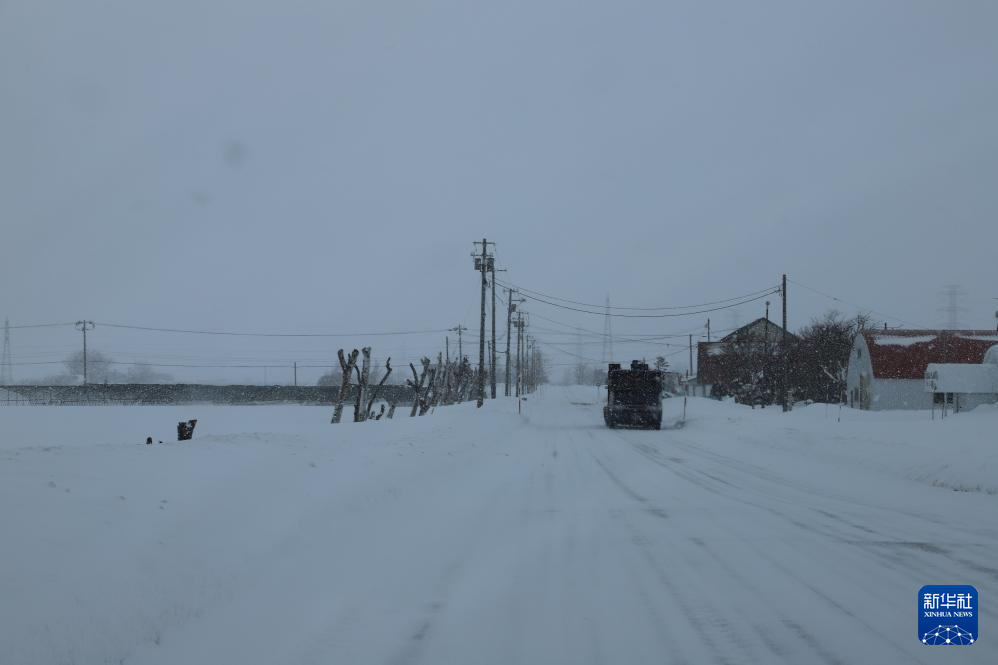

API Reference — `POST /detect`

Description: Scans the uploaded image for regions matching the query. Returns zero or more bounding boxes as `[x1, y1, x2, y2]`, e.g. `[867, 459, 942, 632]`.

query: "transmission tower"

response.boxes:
[938, 284, 969, 329]
[601, 294, 613, 364]
[1, 318, 13, 385]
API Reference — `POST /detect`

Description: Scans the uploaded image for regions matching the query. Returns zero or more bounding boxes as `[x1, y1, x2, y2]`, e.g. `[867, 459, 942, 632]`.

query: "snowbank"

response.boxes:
[668, 396, 998, 495]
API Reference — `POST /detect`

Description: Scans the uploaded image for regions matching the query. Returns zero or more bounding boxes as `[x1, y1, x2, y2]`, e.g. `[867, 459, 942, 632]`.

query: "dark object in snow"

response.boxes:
[146, 437, 153, 445]
[604, 361, 663, 430]
[177, 419, 198, 441]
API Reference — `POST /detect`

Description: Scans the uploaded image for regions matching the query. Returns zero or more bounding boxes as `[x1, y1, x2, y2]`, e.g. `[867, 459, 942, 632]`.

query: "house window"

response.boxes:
[933, 393, 953, 405]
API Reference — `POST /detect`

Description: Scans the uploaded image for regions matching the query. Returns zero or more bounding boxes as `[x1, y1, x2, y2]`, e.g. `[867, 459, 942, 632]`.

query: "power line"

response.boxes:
[494, 278, 779, 311]
[787, 279, 926, 328]
[96, 322, 452, 338]
[8, 322, 75, 329]
[510, 288, 780, 318]
[526, 310, 707, 339]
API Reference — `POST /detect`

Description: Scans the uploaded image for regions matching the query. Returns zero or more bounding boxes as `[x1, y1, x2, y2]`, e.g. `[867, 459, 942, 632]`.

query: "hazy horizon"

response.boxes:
[3, 0, 997, 383]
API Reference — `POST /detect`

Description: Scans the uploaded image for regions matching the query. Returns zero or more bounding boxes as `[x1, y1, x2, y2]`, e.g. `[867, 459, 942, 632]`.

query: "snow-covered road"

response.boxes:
[2, 387, 995, 664]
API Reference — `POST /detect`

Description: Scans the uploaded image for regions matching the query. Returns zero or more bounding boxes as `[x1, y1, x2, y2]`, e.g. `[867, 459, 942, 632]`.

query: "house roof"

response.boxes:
[719, 317, 797, 343]
[862, 330, 998, 380]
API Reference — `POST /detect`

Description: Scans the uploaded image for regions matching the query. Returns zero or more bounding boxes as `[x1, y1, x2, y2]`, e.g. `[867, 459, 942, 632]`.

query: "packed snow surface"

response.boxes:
[2, 388, 996, 664]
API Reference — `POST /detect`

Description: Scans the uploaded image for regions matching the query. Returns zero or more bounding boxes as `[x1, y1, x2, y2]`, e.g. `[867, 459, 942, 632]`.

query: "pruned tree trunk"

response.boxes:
[407, 362, 426, 417]
[354, 347, 372, 422]
[331, 349, 359, 423]
[419, 360, 436, 416]
[366, 357, 393, 419]
[438, 361, 451, 405]
[456, 359, 472, 402]
[428, 353, 443, 408]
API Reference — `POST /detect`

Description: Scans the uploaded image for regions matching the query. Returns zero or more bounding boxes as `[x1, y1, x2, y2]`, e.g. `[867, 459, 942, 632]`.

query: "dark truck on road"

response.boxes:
[604, 361, 663, 429]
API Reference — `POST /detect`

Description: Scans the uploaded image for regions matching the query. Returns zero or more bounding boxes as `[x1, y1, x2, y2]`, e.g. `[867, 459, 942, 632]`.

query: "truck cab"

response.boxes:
[604, 361, 663, 430]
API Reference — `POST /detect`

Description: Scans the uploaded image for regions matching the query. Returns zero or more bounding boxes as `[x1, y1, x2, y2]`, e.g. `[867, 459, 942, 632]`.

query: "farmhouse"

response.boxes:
[696, 317, 796, 398]
[846, 329, 998, 410]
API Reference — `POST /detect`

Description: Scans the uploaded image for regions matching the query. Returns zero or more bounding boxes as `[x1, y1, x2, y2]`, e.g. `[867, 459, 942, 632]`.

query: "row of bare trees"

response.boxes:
[330, 348, 484, 424]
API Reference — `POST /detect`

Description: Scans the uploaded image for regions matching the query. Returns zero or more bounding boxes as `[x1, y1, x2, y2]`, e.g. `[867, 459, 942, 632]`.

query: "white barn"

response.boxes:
[846, 330, 998, 410]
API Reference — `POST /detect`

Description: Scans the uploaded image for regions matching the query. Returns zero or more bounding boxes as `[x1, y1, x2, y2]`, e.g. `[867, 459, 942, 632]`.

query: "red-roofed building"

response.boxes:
[846, 329, 998, 409]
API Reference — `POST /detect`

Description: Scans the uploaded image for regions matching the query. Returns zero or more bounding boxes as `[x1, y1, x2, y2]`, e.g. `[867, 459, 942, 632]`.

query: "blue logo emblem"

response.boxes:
[919, 585, 977, 645]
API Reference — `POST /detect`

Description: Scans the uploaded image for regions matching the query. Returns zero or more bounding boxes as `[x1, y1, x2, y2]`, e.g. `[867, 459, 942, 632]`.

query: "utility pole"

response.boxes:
[472, 238, 494, 407]
[293, 361, 298, 387]
[506, 292, 513, 396]
[490, 267, 505, 399]
[525, 336, 532, 393]
[602, 294, 613, 365]
[1, 318, 13, 386]
[706, 318, 711, 342]
[782, 273, 789, 412]
[506, 289, 525, 396]
[688, 334, 693, 380]
[450, 325, 467, 361]
[446, 336, 450, 364]
[515, 312, 524, 397]
[75, 321, 95, 384]
[528, 337, 536, 393]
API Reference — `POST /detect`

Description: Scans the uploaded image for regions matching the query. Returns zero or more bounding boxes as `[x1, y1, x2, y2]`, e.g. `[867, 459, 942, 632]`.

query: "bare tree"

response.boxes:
[353, 347, 372, 422]
[419, 357, 437, 416]
[407, 360, 428, 417]
[366, 357, 393, 419]
[331, 349, 359, 424]
[429, 353, 444, 408]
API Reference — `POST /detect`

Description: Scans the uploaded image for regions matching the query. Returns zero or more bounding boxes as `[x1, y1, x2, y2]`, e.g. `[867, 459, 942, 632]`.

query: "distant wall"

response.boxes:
[1, 384, 417, 406]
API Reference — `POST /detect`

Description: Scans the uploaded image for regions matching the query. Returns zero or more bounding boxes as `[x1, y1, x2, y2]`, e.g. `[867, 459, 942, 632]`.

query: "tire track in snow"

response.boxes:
[587, 446, 764, 664]
[595, 423, 933, 664]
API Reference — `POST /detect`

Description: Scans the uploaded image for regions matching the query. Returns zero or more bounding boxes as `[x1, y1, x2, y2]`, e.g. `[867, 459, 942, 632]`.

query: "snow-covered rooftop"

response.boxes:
[873, 335, 936, 347]
[925, 363, 998, 394]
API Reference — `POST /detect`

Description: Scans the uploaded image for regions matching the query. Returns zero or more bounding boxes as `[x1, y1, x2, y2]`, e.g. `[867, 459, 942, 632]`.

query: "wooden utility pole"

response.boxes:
[477, 239, 487, 407]
[490, 267, 498, 399]
[472, 239, 494, 407]
[75, 320, 95, 384]
[506, 290, 514, 396]
[782, 273, 789, 412]
[450, 325, 467, 361]
[515, 312, 524, 397]
[506, 289, 525, 396]
[293, 361, 297, 387]
[688, 334, 693, 381]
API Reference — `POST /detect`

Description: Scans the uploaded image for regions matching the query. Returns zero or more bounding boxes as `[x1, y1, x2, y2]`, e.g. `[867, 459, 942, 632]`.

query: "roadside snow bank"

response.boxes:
[666, 397, 998, 495]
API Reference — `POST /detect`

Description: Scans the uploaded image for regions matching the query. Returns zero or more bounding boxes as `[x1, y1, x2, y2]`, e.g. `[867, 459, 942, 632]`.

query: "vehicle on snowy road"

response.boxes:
[603, 361, 663, 429]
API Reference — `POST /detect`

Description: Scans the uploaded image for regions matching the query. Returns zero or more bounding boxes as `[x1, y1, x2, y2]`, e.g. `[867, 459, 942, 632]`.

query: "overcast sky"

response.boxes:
[2, 0, 997, 383]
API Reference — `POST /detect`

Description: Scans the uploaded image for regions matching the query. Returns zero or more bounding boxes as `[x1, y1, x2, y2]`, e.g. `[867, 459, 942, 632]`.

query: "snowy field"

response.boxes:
[1, 388, 996, 664]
